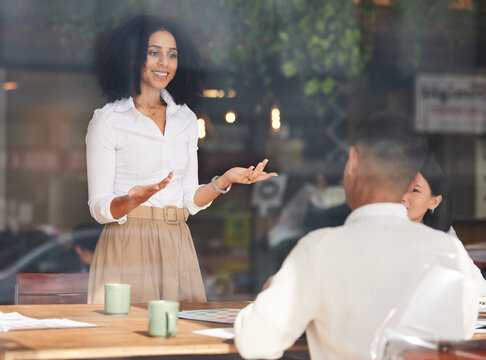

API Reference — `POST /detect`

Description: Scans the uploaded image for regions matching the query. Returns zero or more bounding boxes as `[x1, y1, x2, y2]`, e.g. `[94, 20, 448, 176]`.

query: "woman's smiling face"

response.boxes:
[402, 172, 442, 223]
[140, 30, 178, 92]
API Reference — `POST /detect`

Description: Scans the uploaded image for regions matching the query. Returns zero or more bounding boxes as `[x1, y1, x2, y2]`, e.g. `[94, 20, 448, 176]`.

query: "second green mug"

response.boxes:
[148, 300, 179, 338]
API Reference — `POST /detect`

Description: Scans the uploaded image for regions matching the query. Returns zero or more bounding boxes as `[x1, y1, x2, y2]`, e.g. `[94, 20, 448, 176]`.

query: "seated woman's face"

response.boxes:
[402, 173, 442, 223]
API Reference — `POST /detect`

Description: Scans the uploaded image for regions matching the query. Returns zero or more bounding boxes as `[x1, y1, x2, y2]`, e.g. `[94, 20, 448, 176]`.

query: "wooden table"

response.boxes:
[0, 302, 308, 360]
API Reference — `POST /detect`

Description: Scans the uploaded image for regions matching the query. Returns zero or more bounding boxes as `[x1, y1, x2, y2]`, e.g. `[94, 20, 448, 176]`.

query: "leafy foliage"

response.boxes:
[202, 0, 371, 116]
[199, 0, 478, 118]
[35, 0, 480, 118]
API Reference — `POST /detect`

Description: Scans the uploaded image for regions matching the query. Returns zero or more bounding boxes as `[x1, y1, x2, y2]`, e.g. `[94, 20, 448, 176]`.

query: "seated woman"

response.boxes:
[402, 157, 455, 235]
[402, 158, 486, 283]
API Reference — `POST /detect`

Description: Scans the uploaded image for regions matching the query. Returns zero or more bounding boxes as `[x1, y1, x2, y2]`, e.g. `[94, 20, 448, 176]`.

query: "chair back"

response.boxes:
[15, 273, 89, 304]
[371, 264, 479, 360]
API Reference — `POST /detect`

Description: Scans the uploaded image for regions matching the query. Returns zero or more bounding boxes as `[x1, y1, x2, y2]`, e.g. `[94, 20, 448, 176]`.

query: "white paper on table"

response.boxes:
[475, 318, 486, 333]
[193, 327, 235, 339]
[0, 311, 99, 332]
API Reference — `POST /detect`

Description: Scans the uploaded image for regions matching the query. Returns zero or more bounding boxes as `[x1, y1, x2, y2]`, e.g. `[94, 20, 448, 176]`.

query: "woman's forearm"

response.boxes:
[110, 195, 141, 219]
[193, 175, 232, 207]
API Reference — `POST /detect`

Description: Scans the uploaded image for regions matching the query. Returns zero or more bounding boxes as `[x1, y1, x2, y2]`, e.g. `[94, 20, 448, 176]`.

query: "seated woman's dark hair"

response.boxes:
[96, 15, 202, 104]
[421, 158, 453, 232]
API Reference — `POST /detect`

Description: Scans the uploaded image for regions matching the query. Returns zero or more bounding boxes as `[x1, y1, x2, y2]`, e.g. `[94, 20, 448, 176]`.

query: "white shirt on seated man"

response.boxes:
[234, 112, 483, 360]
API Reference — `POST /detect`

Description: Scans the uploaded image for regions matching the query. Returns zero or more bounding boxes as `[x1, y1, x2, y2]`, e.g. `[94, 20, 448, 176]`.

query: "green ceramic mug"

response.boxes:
[148, 300, 179, 338]
[104, 283, 131, 315]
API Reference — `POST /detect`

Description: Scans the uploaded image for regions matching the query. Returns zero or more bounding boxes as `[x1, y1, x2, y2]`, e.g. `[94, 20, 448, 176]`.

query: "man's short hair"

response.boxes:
[355, 111, 427, 194]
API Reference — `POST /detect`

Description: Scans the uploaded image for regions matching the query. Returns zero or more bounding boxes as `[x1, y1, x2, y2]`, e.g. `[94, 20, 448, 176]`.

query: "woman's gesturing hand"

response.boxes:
[128, 172, 173, 204]
[223, 159, 278, 185]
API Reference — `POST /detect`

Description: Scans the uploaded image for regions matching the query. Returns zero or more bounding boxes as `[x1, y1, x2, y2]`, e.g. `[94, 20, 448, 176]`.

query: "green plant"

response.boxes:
[35, 0, 481, 121]
[198, 0, 479, 118]
[200, 0, 372, 117]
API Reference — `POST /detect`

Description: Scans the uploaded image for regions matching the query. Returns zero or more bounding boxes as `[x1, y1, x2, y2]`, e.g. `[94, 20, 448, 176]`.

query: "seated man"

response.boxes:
[234, 112, 482, 360]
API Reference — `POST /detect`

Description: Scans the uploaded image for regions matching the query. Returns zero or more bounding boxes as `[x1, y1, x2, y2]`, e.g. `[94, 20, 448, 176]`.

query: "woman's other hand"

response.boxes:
[128, 172, 173, 203]
[222, 159, 278, 185]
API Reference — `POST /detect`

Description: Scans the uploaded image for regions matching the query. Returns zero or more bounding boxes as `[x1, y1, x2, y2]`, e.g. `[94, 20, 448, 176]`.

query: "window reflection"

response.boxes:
[1, 0, 485, 303]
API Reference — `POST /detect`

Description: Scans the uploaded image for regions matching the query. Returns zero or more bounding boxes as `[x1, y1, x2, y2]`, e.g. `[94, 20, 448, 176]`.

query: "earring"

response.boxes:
[429, 208, 435, 214]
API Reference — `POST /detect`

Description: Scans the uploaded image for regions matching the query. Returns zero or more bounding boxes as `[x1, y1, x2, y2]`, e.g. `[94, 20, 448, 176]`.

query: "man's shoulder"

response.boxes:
[299, 225, 347, 246]
[388, 217, 458, 240]
[410, 221, 463, 247]
[301, 217, 459, 247]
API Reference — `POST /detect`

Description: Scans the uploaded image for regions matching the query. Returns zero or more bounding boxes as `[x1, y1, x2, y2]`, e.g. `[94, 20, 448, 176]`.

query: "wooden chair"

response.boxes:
[15, 273, 89, 304]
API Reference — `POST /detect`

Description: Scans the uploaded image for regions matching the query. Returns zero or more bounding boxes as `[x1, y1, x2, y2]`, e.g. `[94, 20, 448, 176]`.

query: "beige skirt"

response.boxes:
[87, 206, 207, 304]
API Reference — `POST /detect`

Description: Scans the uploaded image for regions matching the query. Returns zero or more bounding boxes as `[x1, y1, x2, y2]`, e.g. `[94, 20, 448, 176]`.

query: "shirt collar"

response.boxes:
[344, 203, 409, 225]
[112, 97, 134, 112]
[112, 89, 181, 114]
[161, 89, 181, 117]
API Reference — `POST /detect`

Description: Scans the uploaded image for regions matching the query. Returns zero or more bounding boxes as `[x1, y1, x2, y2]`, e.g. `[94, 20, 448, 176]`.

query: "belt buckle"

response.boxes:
[164, 206, 179, 224]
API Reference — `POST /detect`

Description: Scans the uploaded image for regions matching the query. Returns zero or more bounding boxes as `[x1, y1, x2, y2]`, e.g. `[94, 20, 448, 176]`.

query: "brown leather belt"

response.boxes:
[127, 206, 188, 224]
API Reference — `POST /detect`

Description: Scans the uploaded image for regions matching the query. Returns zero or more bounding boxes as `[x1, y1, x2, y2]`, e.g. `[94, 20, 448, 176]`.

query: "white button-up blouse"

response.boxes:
[86, 90, 210, 225]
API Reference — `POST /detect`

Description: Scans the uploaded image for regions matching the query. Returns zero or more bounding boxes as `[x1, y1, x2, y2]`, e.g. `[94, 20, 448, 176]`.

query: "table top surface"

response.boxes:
[2, 302, 485, 360]
[0, 302, 306, 360]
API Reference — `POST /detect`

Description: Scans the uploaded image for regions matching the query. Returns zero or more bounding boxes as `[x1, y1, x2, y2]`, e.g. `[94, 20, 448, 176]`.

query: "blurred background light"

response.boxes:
[225, 111, 236, 124]
[271, 107, 281, 131]
[3, 82, 18, 91]
[197, 118, 206, 139]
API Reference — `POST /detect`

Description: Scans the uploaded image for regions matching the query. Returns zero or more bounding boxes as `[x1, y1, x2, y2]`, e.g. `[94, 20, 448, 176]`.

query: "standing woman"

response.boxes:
[86, 15, 276, 304]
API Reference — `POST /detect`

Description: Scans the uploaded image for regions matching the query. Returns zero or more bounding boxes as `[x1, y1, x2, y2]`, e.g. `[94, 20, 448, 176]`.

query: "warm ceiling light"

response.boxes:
[203, 89, 225, 98]
[225, 111, 236, 124]
[203, 89, 236, 98]
[3, 82, 19, 91]
[271, 107, 281, 131]
[203, 89, 220, 98]
[197, 118, 206, 139]
[271, 107, 280, 119]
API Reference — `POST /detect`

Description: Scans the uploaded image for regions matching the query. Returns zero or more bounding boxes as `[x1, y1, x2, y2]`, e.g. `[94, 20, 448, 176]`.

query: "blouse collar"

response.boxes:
[113, 89, 181, 114]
